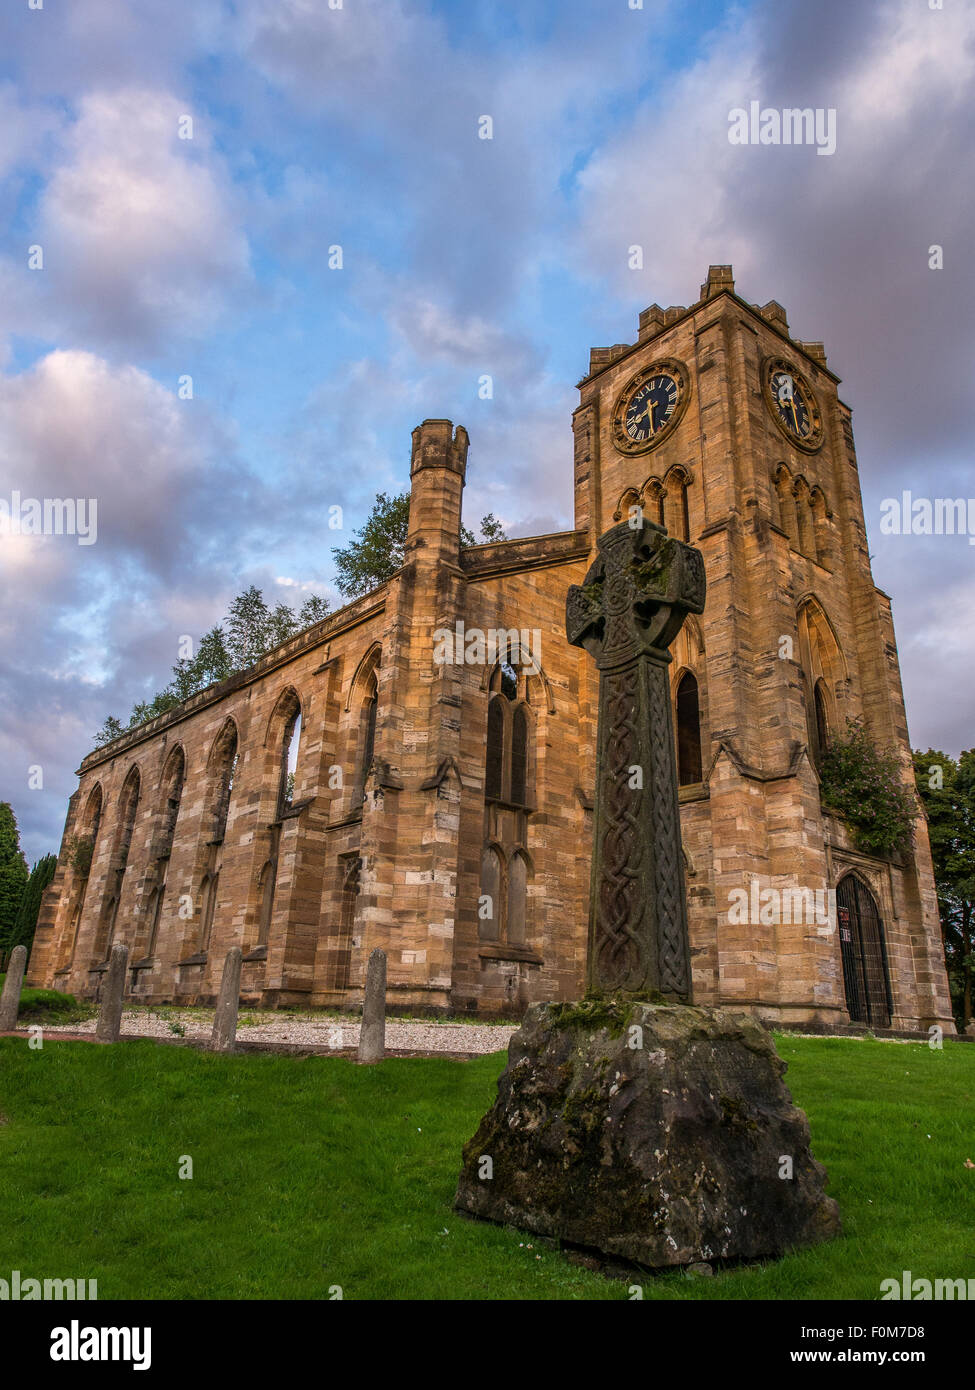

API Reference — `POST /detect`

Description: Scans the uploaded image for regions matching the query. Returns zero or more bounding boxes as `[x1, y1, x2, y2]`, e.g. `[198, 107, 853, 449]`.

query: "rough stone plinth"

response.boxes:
[357, 948, 387, 1063]
[455, 1000, 840, 1268]
[0, 945, 28, 1031]
[95, 942, 129, 1042]
[210, 948, 243, 1052]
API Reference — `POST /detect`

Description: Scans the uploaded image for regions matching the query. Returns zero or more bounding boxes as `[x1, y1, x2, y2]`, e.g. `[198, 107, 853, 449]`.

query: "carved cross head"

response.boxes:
[566, 518, 706, 669]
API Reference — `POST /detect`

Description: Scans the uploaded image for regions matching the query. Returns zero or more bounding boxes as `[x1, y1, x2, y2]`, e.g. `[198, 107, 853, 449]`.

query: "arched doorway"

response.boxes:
[836, 874, 893, 1027]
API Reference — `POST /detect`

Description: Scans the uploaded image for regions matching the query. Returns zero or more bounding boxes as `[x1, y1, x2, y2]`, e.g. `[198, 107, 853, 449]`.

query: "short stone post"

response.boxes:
[95, 941, 129, 1042]
[210, 948, 243, 1052]
[357, 948, 387, 1063]
[0, 945, 28, 1031]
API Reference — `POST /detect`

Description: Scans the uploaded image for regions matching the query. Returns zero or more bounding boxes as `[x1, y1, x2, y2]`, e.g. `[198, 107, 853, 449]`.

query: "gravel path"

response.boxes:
[39, 1008, 517, 1055]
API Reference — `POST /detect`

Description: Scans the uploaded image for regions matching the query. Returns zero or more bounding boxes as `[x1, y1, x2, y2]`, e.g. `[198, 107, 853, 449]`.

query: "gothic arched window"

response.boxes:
[115, 768, 141, 868]
[485, 666, 533, 807]
[665, 468, 691, 541]
[485, 696, 505, 801]
[774, 467, 798, 547]
[159, 748, 185, 854]
[98, 767, 140, 957]
[209, 723, 238, 842]
[676, 671, 703, 786]
[814, 680, 830, 768]
[797, 599, 845, 765]
[644, 479, 666, 529]
[794, 477, 815, 557]
[61, 784, 103, 969]
[810, 487, 830, 567]
[282, 709, 301, 808]
[511, 706, 529, 807]
[268, 688, 302, 813]
[359, 674, 378, 801]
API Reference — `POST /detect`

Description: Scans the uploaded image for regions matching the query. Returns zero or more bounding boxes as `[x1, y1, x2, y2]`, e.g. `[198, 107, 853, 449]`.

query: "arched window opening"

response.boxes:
[676, 671, 703, 785]
[797, 599, 846, 764]
[479, 846, 503, 942]
[485, 697, 505, 801]
[211, 729, 238, 842]
[115, 769, 141, 870]
[59, 786, 102, 969]
[359, 675, 378, 801]
[507, 853, 528, 946]
[159, 749, 185, 854]
[511, 706, 529, 806]
[774, 468, 798, 547]
[82, 786, 103, 864]
[280, 704, 302, 810]
[614, 486, 641, 522]
[810, 489, 830, 566]
[664, 470, 690, 541]
[814, 680, 830, 767]
[99, 769, 140, 958]
[794, 480, 815, 557]
[644, 480, 666, 529]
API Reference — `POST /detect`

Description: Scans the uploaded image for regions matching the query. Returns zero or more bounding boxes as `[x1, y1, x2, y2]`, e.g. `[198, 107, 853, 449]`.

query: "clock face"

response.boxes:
[763, 358, 824, 451]
[612, 358, 690, 454]
[625, 372, 680, 442]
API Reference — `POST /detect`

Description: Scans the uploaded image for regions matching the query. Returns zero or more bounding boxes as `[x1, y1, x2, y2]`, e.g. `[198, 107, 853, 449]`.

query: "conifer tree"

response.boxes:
[6, 853, 57, 964]
[0, 802, 29, 965]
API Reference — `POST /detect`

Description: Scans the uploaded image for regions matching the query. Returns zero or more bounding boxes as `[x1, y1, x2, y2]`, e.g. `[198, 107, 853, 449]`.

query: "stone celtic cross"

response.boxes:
[567, 517, 706, 1001]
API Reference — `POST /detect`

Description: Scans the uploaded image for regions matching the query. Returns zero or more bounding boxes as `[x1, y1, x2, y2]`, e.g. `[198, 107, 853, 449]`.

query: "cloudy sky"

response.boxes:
[1, 0, 973, 863]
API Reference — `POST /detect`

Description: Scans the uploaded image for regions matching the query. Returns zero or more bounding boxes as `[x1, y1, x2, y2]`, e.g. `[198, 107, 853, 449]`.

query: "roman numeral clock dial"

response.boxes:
[762, 357, 824, 452]
[612, 358, 690, 455]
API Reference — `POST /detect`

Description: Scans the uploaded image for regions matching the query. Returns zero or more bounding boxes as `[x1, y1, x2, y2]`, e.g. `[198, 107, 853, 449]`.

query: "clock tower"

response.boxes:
[571, 265, 953, 1032]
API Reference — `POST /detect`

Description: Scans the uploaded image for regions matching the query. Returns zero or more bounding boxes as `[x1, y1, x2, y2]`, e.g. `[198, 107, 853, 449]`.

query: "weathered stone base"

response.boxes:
[454, 999, 841, 1268]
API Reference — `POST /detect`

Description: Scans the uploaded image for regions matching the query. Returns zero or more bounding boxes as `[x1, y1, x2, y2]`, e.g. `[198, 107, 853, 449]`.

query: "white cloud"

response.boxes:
[37, 87, 251, 350]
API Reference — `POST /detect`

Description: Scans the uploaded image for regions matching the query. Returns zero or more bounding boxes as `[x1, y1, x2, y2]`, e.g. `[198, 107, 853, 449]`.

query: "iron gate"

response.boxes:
[836, 873, 893, 1028]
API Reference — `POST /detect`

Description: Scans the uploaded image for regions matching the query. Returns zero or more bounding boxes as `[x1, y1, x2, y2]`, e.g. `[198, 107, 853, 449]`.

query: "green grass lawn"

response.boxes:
[0, 1033, 972, 1299]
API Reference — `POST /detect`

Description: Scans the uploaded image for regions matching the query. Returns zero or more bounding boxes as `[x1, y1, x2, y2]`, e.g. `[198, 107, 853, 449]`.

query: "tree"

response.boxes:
[477, 512, 507, 543]
[298, 594, 331, 626]
[6, 853, 57, 966]
[332, 492, 411, 598]
[913, 748, 975, 1030]
[226, 585, 277, 670]
[0, 803, 29, 966]
[92, 715, 126, 747]
[191, 625, 233, 688]
[93, 589, 330, 747]
[334, 493, 508, 598]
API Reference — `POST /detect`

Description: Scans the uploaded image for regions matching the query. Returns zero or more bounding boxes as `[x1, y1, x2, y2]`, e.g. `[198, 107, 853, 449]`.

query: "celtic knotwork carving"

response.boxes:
[648, 669, 689, 996]
[596, 666, 645, 989]
[567, 515, 704, 1000]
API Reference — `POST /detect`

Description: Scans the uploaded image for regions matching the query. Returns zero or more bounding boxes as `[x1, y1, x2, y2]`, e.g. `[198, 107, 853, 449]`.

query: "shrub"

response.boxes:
[818, 717, 916, 859]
